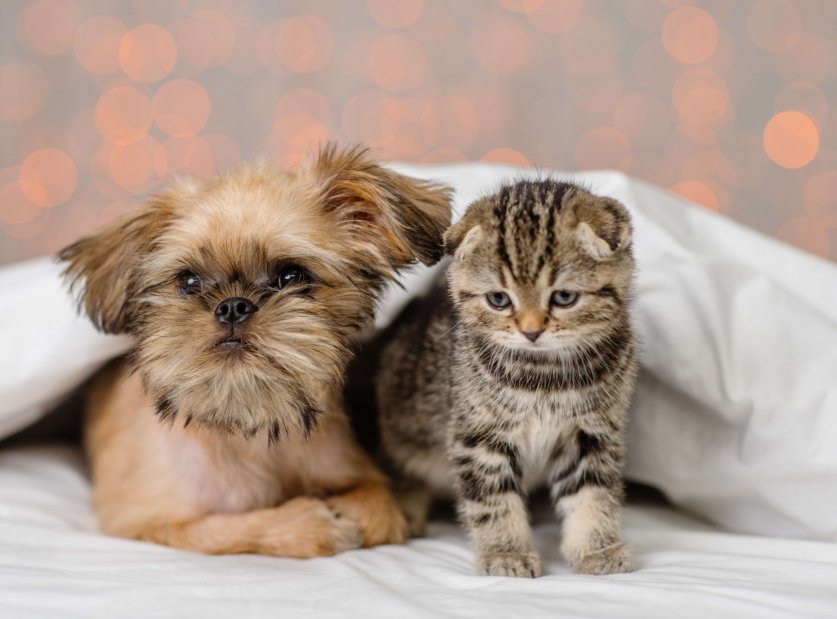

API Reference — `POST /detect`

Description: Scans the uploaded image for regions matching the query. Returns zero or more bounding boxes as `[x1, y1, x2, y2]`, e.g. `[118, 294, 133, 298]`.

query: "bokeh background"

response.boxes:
[1, 0, 835, 265]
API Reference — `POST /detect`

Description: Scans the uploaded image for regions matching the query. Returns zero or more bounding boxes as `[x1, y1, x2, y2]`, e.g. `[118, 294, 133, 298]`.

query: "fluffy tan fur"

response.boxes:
[59, 144, 452, 556]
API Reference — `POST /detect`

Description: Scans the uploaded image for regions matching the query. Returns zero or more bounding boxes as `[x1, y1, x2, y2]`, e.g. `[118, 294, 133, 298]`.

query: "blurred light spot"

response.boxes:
[223, 18, 261, 75]
[341, 92, 401, 148]
[746, 0, 800, 54]
[367, 0, 425, 28]
[275, 16, 333, 74]
[677, 119, 724, 145]
[119, 24, 178, 83]
[775, 34, 835, 84]
[73, 16, 126, 75]
[662, 6, 718, 64]
[633, 38, 680, 96]
[108, 137, 167, 193]
[386, 99, 435, 158]
[0, 166, 41, 224]
[526, 0, 583, 33]
[204, 133, 241, 172]
[776, 217, 830, 258]
[613, 93, 671, 149]
[94, 86, 153, 145]
[471, 15, 535, 76]
[575, 127, 632, 171]
[763, 111, 819, 169]
[669, 180, 719, 211]
[172, 10, 235, 70]
[66, 108, 99, 161]
[568, 73, 624, 114]
[557, 15, 617, 76]
[420, 148, 468, 163]
[164, 136, 214, 178]
[804, 172, 837, 228]
[628, 152, 676, 189]
[17, 0, 76, 56]
[459, 82, 512, 143]
[19, 148, 77, 208]
[720, 132, 767, 189]
[274, 89, 331, 148]
[679, 148, 735, 184]
[368, 34, 427, 92]
[774, 82, 828, 128]
[672, 68, 728, 127]
[0, 61, 48, 122]
[420, 97, 479, 150]
[481, 148, 530, 167]
[153, 79, 211, 137]
[499, 0, 544, 13]
[1, 209, 51, 240]
[90, 143, 128, 199]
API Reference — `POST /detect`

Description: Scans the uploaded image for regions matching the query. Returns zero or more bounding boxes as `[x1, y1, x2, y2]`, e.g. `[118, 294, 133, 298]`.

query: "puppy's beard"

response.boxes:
[133, 321, 351, 442]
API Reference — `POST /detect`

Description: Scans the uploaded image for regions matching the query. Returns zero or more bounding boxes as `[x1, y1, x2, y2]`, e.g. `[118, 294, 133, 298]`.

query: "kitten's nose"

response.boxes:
[215, 297, 257, 326]
[522, 329, 543, 343]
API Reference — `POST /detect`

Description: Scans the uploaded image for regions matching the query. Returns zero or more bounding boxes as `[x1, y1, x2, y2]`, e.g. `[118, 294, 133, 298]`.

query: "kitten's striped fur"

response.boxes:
[376, 180, 638, 577]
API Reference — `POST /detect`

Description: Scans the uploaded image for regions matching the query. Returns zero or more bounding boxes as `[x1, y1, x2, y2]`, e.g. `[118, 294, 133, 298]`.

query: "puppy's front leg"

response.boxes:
[140, 496, 362, 557]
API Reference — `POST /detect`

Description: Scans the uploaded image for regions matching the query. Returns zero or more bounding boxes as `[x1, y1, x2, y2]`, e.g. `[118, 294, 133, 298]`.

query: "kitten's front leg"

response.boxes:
[548, 425, 634, 575]
[451, 430, 541, 578]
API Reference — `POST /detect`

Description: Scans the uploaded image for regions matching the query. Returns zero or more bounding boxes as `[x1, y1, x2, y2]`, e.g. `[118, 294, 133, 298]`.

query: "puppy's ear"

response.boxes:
[57, 192, 178, 334]
[569, 194, 632, 261]
[311, 143, 453, 271]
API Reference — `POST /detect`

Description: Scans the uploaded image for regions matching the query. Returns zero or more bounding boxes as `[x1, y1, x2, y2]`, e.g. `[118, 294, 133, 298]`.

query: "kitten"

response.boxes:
[376, 179, 638, 577]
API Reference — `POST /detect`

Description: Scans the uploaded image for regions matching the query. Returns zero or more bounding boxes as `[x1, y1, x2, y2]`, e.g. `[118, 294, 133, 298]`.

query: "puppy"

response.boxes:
[58, 144, 452, 557]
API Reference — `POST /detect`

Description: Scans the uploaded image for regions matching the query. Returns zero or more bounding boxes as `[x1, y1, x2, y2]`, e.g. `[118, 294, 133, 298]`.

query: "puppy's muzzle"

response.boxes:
[215, 297, 258, 326]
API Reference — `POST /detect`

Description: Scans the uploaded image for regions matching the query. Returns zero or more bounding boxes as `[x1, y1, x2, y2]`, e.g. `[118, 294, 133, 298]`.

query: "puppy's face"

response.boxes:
[60, 145, 451, 440]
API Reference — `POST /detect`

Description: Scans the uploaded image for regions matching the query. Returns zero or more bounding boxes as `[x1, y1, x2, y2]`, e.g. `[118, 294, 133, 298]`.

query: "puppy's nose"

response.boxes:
[215, 297, 257, 326]
[521, 329, 543, 343]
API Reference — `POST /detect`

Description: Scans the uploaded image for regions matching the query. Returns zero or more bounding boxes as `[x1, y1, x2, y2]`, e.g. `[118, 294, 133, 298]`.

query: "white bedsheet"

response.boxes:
[1, 445, 836, 619]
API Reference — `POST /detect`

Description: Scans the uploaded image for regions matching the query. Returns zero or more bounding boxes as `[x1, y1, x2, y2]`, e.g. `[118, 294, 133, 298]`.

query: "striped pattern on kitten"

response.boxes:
[376, 179, 639, 577]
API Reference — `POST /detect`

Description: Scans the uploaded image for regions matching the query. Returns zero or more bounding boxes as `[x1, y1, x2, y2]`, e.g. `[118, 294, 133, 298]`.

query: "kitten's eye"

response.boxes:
[178, 271, 202, 295]
[551, 290, 579, 307]
[274, 263, 312, 290]
[486, 291, 512, 310]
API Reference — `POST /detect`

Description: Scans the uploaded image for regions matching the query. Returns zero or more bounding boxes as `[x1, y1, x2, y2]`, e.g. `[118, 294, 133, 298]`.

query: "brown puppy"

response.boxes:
[58, 144, 452, 557]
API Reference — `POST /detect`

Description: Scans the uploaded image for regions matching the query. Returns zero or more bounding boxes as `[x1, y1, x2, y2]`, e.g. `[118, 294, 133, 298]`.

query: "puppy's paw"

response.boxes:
[571, 542, 635, 575]
[327, 481, 410, 547]
[478, 551, 543, 578]
[259, 496, 363, 558]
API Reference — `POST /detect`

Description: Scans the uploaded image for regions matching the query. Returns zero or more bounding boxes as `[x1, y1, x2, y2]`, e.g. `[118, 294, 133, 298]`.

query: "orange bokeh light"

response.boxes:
[420, 97, 479, 150]
[0, 61, 48, 122]
[525, 0, 583, 34]
[274, 89, 331, 148]
[119, 24, 178, 83]
[763, 111, 819, 169]
[73, 16, 127, 75]
[672, 68, 729, 127]
[803, 172, 837, 229]
[368, 34, 427, 92]
[163, 136, 215, 179]
[367, 0, 425, 28]
[669, 180, 720, 212]
[558, 15, 618, 76]
[108, 137, 167, 193]
[575, 127, 632, 171]
[223, 18, 262, 75]
[172, 10, 235, 70]
[775, 34, 835, 84]
[94, 86, 153, 145]
[775, 217, 830, 258]
[774, 82, 828, 129]
[746, 0, 801, 54]
[613, 92, 671, 149]
[481, 148, 531, 167]
[203, 133, 242, 172]
[471, 15, 535, 76]
[275, 16, 333, 74]
[662, 6, 718, 64]
[153, 79, 211, 137]
[0, 166, 42, 225]
[19, 148, 78, 208]
[16, 0, 76, 56]
[341, 92, 401, 148]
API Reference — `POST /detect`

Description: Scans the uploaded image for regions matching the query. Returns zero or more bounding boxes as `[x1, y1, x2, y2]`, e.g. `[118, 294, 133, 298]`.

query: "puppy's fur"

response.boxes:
[59, 145, 452, 556]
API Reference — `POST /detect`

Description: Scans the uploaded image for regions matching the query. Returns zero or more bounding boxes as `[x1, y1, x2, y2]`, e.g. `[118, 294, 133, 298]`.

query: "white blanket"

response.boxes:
[1, 163, 836, 617]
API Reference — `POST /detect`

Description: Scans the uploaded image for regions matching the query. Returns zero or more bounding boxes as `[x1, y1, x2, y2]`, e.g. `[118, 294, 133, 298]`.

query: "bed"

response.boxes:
[1, 163, 835, 618]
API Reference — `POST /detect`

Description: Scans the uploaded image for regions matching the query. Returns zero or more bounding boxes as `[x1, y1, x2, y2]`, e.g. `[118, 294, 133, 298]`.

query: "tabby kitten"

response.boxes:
[376, 179, 638, 577]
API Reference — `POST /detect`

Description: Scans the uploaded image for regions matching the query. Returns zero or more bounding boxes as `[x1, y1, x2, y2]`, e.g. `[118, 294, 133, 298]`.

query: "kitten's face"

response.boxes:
[445, 181, 634, 354]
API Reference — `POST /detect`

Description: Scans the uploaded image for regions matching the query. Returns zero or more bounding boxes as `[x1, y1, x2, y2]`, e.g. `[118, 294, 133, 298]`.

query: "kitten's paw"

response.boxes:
[478, 551, 543, 578]
[571, 542, 635, 575]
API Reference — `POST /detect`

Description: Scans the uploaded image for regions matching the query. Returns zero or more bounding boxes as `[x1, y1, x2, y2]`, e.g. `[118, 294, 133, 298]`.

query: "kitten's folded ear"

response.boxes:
[442, 198, 488, 259]
[570, 194, 632, 261]
[57, 191, 179, 334]
[311, 143, 453, 272]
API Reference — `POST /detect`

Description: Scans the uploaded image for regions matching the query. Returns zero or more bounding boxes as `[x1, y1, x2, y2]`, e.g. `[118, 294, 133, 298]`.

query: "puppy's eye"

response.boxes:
[178, 272, 202, 295]
[551, 290, 579, 308]
[486, 291, 512, 310]
[274, 263, 312, 290]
